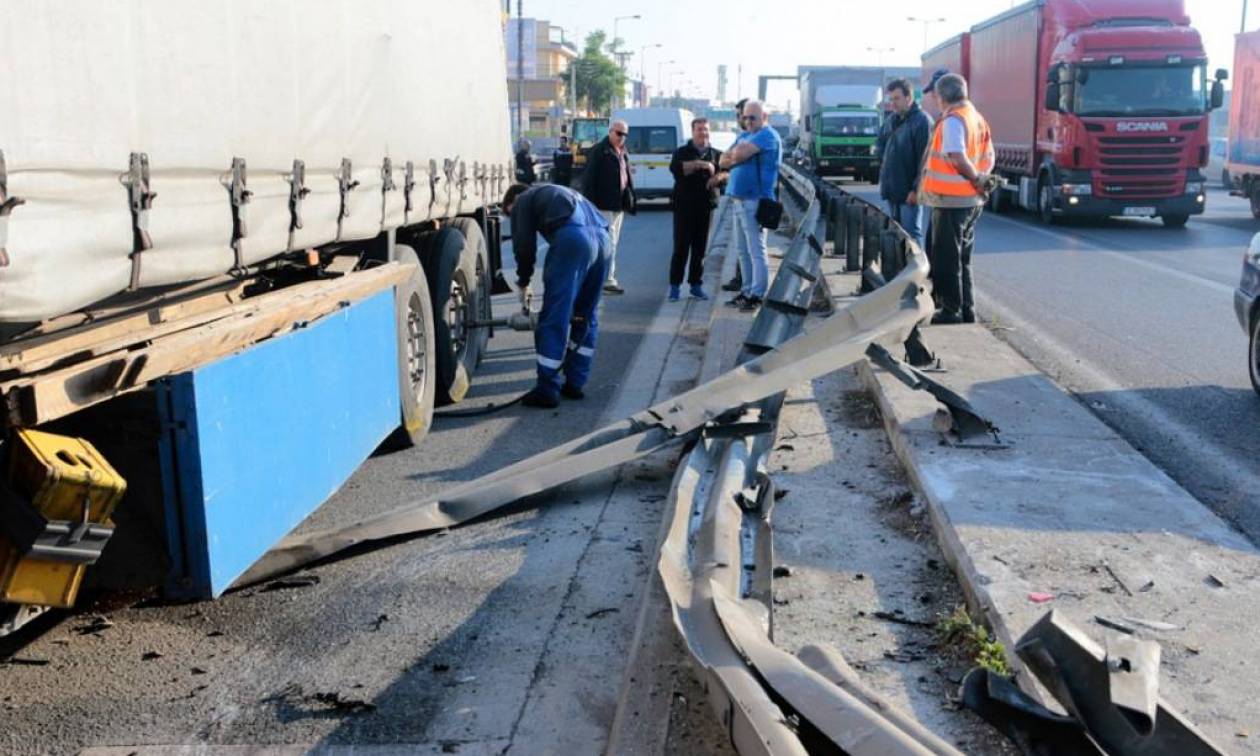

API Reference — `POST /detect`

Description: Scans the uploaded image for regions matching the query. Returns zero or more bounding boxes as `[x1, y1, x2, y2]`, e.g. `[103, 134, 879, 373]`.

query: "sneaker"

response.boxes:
[560, 383, 585, 400]
[604, 280, 625, 295]
[521, 386, 560, 408]
[739, 296, 763, 312]
[721, 276, 742, 292]
[689, 285, 709, 300]
[668, 285, 681, 302]
[930, 309, 964, 325]
[725, 293, 749, 308]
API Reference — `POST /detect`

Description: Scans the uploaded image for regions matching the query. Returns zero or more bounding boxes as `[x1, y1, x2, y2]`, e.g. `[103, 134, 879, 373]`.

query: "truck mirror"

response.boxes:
[1044, 82, 1061, 112]
[1210, 79, 1225, 110]
[1216, 68, 1229, 82]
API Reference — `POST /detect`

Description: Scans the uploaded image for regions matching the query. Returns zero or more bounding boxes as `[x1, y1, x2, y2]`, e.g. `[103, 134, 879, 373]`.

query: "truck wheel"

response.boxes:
[1160, 214, 1189, 228]
[1222, 169, 1231, 188]
[1250, 311, 1260, 398]
[448, 217, 492, 367]
[420, 227, 479, 405]
[1037, 177, 1057, 225]
[394, 244, 437, 447]
[987, 184, 1006, 214]
[1251, 183, 1260, 220]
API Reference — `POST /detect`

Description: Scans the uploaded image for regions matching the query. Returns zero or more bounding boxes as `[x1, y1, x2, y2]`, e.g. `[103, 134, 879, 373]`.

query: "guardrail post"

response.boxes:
[880, 229, 904, 281]
[860, 210, 884, 292]
[827, 195, 846, 259]
[844, 201, 863, 272]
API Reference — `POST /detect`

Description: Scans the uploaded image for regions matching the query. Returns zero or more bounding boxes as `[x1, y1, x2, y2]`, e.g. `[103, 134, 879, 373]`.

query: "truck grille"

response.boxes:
[1094, 135, 1186, 199]
[822, 144, 867, 158]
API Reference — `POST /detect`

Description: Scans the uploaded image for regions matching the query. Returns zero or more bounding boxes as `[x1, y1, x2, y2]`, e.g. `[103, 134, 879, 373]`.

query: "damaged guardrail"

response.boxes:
[656, 165, 964, 755]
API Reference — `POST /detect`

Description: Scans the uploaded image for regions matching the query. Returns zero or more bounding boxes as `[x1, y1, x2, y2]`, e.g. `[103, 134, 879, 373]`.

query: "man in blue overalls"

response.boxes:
[503, 182, 612, 408]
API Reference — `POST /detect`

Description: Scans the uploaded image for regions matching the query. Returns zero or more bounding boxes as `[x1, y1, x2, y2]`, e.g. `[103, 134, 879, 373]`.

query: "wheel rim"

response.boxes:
[446, 270, 470, 361]
[406, 292, 428, 401]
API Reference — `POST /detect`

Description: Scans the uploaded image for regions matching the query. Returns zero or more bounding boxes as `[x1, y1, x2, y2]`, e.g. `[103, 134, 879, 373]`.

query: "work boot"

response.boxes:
[721, 275, 742, 292]
[725, 293, 749, 308]
[962, 307, 976, 324]
[668, 285, 681, 302]
[521, 386, 560, 408]
[739, 295, 763, 313]
[930, 309, 964, 325]
[560, 383, 585, 400]
[689, 285, 709, 300]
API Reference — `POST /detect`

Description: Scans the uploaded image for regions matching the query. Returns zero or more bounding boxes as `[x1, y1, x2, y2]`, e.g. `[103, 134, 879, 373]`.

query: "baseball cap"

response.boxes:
[923, 68, 949, 94]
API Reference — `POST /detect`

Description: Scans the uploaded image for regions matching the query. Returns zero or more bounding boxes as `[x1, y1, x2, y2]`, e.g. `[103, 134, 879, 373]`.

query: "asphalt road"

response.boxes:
[0, 205, 704, 754]
[848, 181, 1260, 544]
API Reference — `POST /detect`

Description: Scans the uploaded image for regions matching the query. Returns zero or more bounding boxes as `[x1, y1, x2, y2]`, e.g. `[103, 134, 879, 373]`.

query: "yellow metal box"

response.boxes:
[0, 429, 126, 608]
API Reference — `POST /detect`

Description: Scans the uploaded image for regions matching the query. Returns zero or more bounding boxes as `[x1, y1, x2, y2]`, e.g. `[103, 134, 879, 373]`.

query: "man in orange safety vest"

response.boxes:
[911, 72, 995, 325]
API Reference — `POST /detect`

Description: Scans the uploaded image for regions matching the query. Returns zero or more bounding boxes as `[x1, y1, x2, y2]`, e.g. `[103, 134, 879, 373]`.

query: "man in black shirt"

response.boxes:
[552, 136, 574, 187]
[667, 118, 724, 301]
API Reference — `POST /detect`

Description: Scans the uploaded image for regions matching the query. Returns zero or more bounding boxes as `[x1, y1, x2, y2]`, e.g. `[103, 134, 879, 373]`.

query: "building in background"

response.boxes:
[505, 18, 577, 141]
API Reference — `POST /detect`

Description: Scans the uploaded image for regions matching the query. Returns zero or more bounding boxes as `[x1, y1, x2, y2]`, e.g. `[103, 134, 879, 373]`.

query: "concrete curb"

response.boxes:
[859, 322, 1260, 751]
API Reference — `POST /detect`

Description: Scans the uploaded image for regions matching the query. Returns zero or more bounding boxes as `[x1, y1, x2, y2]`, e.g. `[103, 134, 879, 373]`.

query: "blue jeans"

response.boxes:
[886, 201, 926, 248]
[733, 199, 769, 298]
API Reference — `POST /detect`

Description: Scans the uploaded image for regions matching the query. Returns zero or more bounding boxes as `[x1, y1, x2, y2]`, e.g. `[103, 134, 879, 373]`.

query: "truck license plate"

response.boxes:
[1123, 206, 1156, 217]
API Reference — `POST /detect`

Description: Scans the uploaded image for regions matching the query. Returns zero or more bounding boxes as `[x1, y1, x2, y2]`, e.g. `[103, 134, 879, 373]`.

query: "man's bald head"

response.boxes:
[741, 100, 767, 131]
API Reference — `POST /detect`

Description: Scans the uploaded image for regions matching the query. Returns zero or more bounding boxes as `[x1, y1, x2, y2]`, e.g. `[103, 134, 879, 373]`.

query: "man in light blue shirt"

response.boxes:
[718, 100, 782, 311]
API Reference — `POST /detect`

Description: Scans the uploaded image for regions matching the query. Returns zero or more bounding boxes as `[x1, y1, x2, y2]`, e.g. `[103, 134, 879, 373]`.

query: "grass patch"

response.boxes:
[937, 605, 1011, 676]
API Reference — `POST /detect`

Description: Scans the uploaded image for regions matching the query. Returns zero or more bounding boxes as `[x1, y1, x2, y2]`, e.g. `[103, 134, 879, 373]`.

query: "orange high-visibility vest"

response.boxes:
[920, 101, 995, 208]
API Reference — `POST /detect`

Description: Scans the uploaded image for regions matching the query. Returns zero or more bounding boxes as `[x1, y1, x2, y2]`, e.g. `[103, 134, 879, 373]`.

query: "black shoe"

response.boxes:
[962, 308, 976, 324]
[560, 383, 585, 400]
[739, 296, 763, 312]
[931, 310, 964, 325]
[521, 387, 560, 408]
[725, 293, 748, 308]
[721, 276, 743, 292]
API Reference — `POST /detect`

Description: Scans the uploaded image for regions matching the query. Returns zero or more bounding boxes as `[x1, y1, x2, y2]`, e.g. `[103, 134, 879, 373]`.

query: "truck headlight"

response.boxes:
[1060, 183, 1092, 196]
[1185, 181, 1204, 194]
[870, 145, 878, 156]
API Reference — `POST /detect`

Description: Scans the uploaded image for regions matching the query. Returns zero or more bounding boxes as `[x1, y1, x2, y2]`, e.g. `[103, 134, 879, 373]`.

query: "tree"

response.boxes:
[561, 30, 625, 116]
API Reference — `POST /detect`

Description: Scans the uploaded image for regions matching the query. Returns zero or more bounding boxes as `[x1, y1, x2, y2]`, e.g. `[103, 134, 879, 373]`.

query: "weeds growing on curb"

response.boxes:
[937, 605, 1011, 676]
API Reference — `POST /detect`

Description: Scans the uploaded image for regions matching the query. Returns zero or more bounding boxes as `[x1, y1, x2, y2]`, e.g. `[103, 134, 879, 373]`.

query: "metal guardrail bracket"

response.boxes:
[865, 342, 1004, 447]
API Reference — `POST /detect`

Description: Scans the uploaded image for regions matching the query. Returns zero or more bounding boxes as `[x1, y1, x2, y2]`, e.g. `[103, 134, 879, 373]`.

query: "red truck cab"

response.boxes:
[927, 0, 1225, 227]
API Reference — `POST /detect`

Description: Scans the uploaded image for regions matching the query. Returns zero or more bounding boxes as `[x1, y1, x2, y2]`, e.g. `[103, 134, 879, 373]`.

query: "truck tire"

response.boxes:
[1037, 176, 1058, 225]
[447, 217, 492, 366]
[394, 244, 437, 447]
[1251, 182, 1260, 220]
[1250, 310, 1260, 398]
[987, 184, 1006, 214]
[1160, 214, 1189, 228]
[420, 227, 479, 405]
[1222, 168, 1231, 189]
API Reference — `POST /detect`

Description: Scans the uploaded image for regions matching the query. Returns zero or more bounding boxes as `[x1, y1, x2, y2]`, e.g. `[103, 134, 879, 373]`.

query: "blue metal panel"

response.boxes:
[160, 290, 399, 597]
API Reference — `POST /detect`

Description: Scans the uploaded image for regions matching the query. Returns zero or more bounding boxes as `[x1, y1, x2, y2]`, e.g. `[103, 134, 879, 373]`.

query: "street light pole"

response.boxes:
[907, 16, 947, 51]
[516, 0, 524, 143]
[1244, 0, 1250, 33]
[866, 46, 895, 67]
[639, 43, 662, 106]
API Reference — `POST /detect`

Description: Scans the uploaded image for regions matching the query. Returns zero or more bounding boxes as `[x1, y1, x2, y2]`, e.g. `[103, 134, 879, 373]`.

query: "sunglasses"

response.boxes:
[612, 130, 628, 137]
[740, 115, 758, 122]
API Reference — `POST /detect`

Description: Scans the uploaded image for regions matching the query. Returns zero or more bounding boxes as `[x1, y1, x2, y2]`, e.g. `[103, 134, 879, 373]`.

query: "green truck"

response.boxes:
[798, 66, 918, 182]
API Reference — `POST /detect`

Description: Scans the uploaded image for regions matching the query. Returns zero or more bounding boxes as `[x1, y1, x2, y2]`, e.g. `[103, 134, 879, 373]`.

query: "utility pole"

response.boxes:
[515, 0, 524, 144]
[1244, 0, 1250, 33]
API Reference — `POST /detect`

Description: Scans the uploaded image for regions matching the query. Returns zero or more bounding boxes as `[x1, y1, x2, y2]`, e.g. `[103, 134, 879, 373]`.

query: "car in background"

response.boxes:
[1235, 232, 1260, 395]
[1209, 137, 1230, 187]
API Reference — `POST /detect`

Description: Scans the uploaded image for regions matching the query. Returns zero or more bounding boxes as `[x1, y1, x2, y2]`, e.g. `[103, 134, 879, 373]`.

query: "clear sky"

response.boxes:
[516, 0, 1249, 111]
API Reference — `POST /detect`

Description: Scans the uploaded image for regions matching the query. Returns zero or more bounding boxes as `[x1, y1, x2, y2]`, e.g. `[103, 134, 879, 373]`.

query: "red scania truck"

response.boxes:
[923, 0, 1225, 227]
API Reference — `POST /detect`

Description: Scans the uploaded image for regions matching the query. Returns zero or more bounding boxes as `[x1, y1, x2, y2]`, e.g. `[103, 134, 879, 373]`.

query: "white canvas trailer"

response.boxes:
[0, 0, 513, 325]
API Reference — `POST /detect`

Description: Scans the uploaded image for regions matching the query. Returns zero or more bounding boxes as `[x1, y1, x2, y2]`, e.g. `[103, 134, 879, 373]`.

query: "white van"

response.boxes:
[613, 108, 693, 200]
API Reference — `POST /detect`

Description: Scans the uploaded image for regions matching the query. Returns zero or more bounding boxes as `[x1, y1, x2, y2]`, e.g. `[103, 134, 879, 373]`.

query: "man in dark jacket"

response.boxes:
[504, 182, 611, 408]
[668, 117, 723, 301]
[552, 136, 574, 187]
[876, 78, 932, 247]
[515, 139, 537, 185]
[581, 120, 635, 294]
